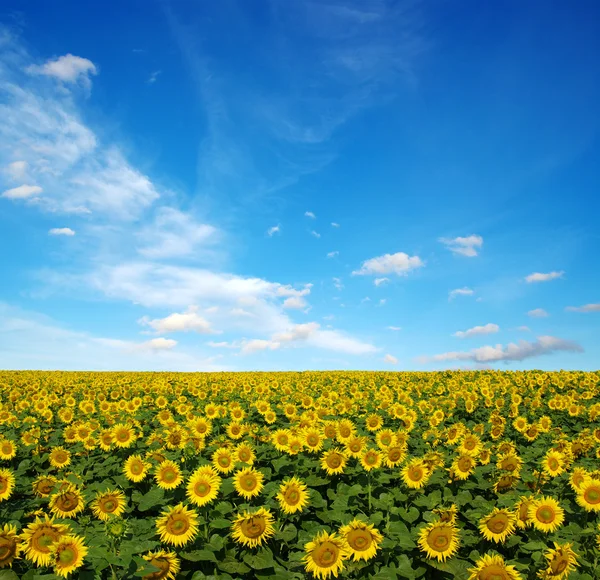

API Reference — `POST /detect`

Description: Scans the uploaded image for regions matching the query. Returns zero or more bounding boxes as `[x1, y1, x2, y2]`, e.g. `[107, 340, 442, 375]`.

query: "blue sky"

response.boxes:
[0, 1, 599, 371]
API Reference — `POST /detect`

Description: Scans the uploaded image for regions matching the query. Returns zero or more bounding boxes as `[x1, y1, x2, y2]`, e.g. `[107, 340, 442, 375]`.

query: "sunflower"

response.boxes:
[569, 467, 589, 492]
[515, 496, 534, 529]
[156, 504, 199, 547]
[90, 489, 127, 521]
[494, 474, 518, 494]
[48, 447, 71, 469]
[50, 534, 88, 578]
[212, 448, 235, 475]
[542, 451, 566, 478]
[497, 453, 523, 475]
[365, 414, 383, 432]
[0, 439, 16, 461]
[401, 459, 430, 489]
[303, 531, 349, 579]
[360, 448, 382, 472]
[459, 434, 482, 456]
[339, 520, 383, 562]
[433, 505, 458, 524]
[186, 466, 221, 507]
[226, 422, 244, 440]
[479, 508, 517, 544]
[235, 442, 255, 465]
[272, 429, 291, 452]
[539, 542, 578, 580]
[468, 554, 523, 580]
[452, 454, 476, 480]
[303, 428, 324, 453]
[142, 549, 181, 580]
[124, 454, 150, 483]
[231, 507, 276, 548]
[49, 486, 85, 519]
[376, 428, 396, 449]
[0, 524, 20, 568]
[112, 423, 137, 448]
[345, 436, 366, 458]
[155, 460, 183, 490]
[576, 478, 600, 512]
[277, 477, 310, 514]
[98, 429, 114, 452]
[321, 449, 348, 476]
[0, 469, 15, 502]
[418, 521, 460, 562]
[528, 496, 564, 533]
[383, 445, 406, 468]
[21, 515, 71, 566]
[233, 467, 264, 500]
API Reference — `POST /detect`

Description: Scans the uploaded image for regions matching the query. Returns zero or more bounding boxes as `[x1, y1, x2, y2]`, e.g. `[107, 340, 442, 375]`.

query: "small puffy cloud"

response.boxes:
[517, 326, 531, 332]
[387, 326, 402, 331]
[449, 287, 474, 301]
[49, 228, 75, 236]
[528, 308, 549, 318]
[27, 54, 97, 86]
[283, 296, 308, 310]
[147, 70, 161, 84]
[419, 335, 583, 365]
[374, 278, 389, 286]
[327, 251, 339, 258]
[311, 230, 321, 238]
[353, 252, 424, 276]
[453, 323, 499, 338]
[4, 161, 28, 180]
[138, 306, 215, 334]
[139, 337, 177, 351]
[276, 284, 312, 299]
[384, 354, 398, 364]
[525, 271, 564, 283]
[241, 339, 281, 354]
[331, 222, 340, 228]
[565, 303, 600, 313]
[267, 224, 281, 236]
[1, 184, 43, 199]
[305, 211, 316, 218]
[439, 235, 483, 257]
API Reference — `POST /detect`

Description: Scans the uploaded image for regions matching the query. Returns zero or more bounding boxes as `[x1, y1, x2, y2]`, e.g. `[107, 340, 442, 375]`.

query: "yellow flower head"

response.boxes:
[277, 477, 309, 515]
[0, 469, 15, 503]
[231, 507, 275, 548]
[538, 542, 578, 580]
[90, 489, 127, 522]
[212, 448, 235, 474]
[124, 454, 150, 483]
[233, 467, 264, 500]
[479, 508, 517, 544]
[0, 524, 20, 569]
[50, 534, 88, 578]
[401, 458, 430, 490]
[468, 554, 523, 580]
[155, 503, 199, 547]
[303, 531, 350, 579]
[576, 478, 600, 512]
[49, 486, 85, 519]
[320, 449, 348, 476]
[418, 521, 460, 562]
[528, 496, 565, 533]
[186, 466, 221, 508]
[339, 519, 383, 562]
[155, 460, 183, 490]
[142, 549, 181, 580]
[21, 515, 71, 567]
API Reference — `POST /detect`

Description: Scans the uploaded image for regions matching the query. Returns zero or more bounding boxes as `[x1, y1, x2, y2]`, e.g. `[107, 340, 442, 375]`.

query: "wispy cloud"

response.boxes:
[310, 230, 321, 238]
[267, 224, 281, 236]
[448, 287, 474, 301]
[387, 326, 402, 331]
[566, 303, 600, 313]
[331, 222, 340, 228]
[26, 53, 97, 88]
[528, 308, 549, 318]
[147, 70, 162, 84]
[327, 250, 339, 258]
[305, 211, 316, 219]
[525, 271, 564, 283]
[439, 235, 483, 257]
[419, 336, 583, 365]
[374, 277, 389, 286]
[453, 323, 499, 338]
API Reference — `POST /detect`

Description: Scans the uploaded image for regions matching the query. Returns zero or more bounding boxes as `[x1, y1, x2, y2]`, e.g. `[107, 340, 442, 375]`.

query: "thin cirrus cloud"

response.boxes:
[453, 323, 499, 338]
[1, 184, 42, 199]
[305, 211, 316, 218]
[448, 287, 474, 301]
[352, 252, 424, 276]
[267, 224, 281, 236]
[439, 235, 483, 257]
[387, 326, 402, 331]
[310, 230, 321, 238]
[525, 271, 564, 283]
[528, 308, 549, 318]
[374, 278, 389, 286]
[49, 228, 75, 236]
[331, 222, 340, 228]
[327, 251, 339, 258]
[565, 303, 600, 313]
[418, 336, 583, 365]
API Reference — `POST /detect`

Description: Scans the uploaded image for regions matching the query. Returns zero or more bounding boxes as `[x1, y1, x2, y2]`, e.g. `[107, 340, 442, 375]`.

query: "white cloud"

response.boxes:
[331, 222, 340, 228]
[4, 160, 28, 180]
[49, 227, 75, 236]
[517, 326, 531, 332]
[453, 323, 499, 338]
[384, 354, 398, 364]
[387, 326, 402, 331]
[525, 271, 564, 283]
[138, 306, 215, 334]
[528, 308, 549, 318]
[136, 207, 217, 259]
[310, 230, 321, 238]
[333, 277, 343, 290]
[305, 211, 316, 218]
[241, 339, 281, 354]
[353, 252, 424, 276]
[147, 70, 161, 84]
[566, 303, 600, 313]
[419, 335, 583, 365]
[448, 287, 474, 301]
[27, 54, 97, 87]
[207, 341, 238, 349]
[374, 277, 389, 286]
[138, 337, 177, 351]
[267, 224, 281, 236]
[283, 296, 308, 310]
[1, 184, 42, 199]
[439, 235, 483, 257]
[327, 251, 339, 258]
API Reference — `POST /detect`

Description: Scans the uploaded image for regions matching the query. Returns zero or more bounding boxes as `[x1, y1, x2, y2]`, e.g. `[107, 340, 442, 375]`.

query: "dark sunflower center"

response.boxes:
[536, 507, 555, 523]
[347, 529, 371, 551]
[487, 515, 509, 533]
[313, 542, 339, 567]
[584, 487, 600, 504]
[240, 517, 266, 539]
[167, 515, 190, 535]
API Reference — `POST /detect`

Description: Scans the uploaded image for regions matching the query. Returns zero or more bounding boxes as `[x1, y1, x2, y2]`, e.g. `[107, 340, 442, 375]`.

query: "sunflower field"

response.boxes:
[0, 370, 599, 580]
